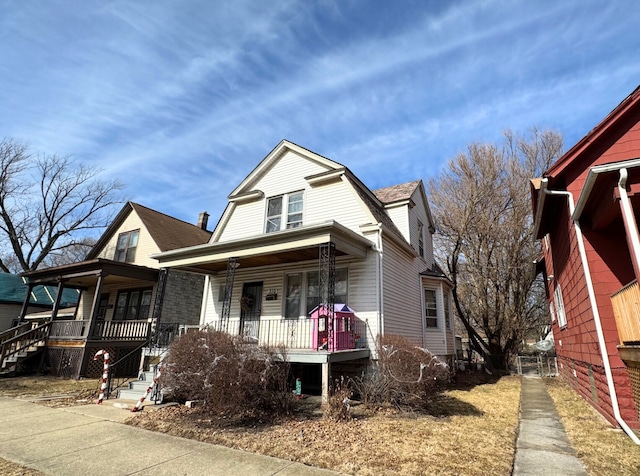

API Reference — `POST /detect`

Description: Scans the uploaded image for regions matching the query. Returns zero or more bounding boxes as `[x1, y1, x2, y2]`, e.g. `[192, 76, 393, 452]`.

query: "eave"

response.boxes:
[152, 221, 373, 273]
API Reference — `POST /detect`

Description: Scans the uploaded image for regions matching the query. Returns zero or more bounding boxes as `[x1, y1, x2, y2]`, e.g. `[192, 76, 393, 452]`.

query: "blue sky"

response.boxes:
[1, 0, 639, 225]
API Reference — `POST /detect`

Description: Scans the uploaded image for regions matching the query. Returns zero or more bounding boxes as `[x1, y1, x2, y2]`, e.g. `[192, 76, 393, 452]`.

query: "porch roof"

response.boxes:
[22, 259, 159, 288]
[152, 220, 373, 273]
[571, 158, 640, 231]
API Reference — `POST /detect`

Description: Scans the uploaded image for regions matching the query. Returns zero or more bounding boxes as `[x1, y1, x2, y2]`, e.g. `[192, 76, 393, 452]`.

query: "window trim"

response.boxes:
[424, 288, 438, 329]
[114, 229, 140, 263]
[265, 191, 304, 233]
[554, 284, 567, 328]
[113, 287, 153, 321]
[283, 267, 348, 319]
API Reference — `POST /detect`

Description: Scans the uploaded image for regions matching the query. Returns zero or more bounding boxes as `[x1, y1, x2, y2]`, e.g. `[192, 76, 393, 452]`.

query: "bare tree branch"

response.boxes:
[0, 138, 125, 272]
[427, 128, 563, 370]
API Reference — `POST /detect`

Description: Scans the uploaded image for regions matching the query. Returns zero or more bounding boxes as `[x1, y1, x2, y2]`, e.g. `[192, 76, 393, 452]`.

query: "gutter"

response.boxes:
[543, 180, 640, 444]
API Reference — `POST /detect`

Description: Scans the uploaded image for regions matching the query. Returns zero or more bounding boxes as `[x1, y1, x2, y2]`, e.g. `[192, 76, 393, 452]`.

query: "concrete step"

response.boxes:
[117, 387, 162, 403]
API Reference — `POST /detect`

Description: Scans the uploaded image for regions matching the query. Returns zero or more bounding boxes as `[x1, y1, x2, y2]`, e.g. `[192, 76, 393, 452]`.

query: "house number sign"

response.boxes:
[266, 288, 279, 300]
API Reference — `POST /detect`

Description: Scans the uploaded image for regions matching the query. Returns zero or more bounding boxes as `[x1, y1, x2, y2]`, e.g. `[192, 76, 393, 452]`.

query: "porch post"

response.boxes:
[321, 361, 331, 403]
[618, 168, 640, 279]
[50, 280, 65, 321]
[221, 257, 238, 332]
[86, 274, 106, 339]
[319, 243, 336, 350]
[17, 281, 35, 324]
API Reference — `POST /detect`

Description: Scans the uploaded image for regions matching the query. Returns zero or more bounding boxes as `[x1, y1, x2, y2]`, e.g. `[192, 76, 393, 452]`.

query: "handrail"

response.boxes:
[0, 322, 31, 344]
[0, 322, 51, 370]
[104, 323, 177, 400]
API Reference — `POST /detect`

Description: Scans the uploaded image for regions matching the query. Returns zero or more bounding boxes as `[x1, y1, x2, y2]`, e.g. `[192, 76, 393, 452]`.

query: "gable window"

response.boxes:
[113, 288, 152, 320]
[287, 191, 304, 228]
[115, 230, 139, 262]
[284, 268, 348, 319]
[418, 221, 424, 258]
[265, 192, 304, 233]
[424, 289, 438, 328]
[553, 284, 567, 328]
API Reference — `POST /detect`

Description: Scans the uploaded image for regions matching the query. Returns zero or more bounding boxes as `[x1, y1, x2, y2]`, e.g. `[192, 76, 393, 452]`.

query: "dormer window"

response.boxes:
[265, 192, 304, 233]
[114, 230, 139, 262]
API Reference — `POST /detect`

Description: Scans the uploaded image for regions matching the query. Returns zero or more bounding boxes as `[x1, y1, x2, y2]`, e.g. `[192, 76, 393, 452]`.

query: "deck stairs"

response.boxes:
[116, 364, 163, 403]
[0, 322, 49, 376]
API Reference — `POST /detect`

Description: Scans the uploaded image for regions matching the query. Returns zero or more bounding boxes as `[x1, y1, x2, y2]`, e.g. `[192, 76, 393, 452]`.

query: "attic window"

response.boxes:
[418, 221, 424, 258]
[265, 192, 304, 233]
[115, 230, 139, 263]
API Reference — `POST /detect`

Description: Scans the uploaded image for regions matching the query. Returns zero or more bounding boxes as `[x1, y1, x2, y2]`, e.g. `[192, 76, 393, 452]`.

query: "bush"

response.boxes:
[351, 334, 450, 409]
[161, 330, 294, 419]
[323, 377, 352, 422]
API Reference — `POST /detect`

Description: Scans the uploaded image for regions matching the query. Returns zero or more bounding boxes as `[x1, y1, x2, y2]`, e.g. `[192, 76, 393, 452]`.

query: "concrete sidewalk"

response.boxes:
[0, 397, 340, 476]
[512, 375, 587, 475]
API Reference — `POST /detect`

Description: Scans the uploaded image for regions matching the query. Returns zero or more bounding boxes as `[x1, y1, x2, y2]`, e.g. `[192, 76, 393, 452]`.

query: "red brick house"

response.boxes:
[531, 85, 640, 442]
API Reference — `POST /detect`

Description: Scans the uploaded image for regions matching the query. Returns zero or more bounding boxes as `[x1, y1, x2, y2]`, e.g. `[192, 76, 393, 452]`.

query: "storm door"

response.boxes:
[239, 282, 263, 341]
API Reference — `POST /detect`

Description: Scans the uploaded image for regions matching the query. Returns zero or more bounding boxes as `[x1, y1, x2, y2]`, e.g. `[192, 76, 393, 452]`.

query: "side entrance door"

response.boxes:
[240, 282, 263, 341]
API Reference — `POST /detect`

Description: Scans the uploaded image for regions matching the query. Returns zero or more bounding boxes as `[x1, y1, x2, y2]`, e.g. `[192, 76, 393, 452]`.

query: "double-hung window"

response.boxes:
[554, 284, 567, 328]
[424, 289, 438, 328]
[113, 289, 152, 320]
[418, 221, 424, 258]
[114, 230, 139, 262]
[265, 192, 304, 233]
[284, 268, 348, 319]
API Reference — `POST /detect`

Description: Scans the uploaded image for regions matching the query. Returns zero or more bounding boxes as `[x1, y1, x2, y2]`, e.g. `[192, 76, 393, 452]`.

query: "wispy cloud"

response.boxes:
[0, 0, 638, 221]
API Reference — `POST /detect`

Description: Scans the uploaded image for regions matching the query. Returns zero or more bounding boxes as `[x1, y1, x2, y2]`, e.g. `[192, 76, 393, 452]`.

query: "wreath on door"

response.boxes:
[240, 295, 254, 312]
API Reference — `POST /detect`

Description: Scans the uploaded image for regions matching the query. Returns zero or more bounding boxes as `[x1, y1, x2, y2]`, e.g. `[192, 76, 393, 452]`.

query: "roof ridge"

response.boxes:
[130, 202, 207, 230]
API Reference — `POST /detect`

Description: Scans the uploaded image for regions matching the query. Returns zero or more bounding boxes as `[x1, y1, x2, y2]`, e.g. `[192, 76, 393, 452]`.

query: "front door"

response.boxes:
[240, 282, 262, 341]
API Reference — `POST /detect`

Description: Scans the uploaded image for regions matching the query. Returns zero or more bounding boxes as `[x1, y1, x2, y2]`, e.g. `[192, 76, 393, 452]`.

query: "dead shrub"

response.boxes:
[161, 330, 294, 419]
[351, 334, 450, 410]
[323, 377, 352, 422]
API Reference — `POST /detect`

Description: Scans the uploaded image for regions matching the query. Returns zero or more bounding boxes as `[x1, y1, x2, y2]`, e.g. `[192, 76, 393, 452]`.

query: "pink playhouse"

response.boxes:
[309, 304, 361, 351]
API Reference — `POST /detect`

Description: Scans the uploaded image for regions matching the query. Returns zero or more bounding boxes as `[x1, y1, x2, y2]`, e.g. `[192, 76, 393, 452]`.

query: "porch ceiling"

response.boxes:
[22, 259, 159, 288]
[153, 220, 373, 274]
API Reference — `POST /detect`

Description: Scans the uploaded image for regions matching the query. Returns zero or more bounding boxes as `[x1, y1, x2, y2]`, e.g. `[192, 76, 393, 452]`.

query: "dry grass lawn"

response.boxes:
[545, 378, 640, 476]
[0, 458, 43, 476]
[0, 376, 99, 405]
[127, 374, 521, 476]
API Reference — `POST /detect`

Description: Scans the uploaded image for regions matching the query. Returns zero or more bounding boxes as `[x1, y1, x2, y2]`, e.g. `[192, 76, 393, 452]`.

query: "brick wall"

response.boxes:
[160, 270, 205, 326]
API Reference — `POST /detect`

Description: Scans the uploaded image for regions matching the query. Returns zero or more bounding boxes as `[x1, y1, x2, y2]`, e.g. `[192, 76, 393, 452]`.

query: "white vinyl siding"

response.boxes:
[381, 238, 423, 343]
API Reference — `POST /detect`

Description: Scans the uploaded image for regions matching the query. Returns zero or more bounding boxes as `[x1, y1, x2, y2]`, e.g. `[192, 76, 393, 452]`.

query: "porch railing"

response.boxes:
[49, 320, 89, 339]
[611, 280, 640, 344]
[208, 317, 368, 351]
[0, 322, 31, 344]
[92, 320, 151, 340]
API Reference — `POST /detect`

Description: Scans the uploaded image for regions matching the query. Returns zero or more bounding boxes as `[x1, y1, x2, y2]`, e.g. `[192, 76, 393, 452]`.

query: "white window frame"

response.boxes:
[265, 191, 304, 233]
[417, 221, 424, 258]
[554, 284, 567, 328]
[424, 288, 438, 329]
[283, 267, 348, 319]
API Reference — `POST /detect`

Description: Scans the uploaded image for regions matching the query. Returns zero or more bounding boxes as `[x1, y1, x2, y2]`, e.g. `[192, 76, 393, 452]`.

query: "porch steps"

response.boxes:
[0, 341, 46, 375]
[115, 366, 163, 403]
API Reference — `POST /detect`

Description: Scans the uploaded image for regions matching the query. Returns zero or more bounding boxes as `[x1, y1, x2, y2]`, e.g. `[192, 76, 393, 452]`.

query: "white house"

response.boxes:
[153, 140, 455, 398]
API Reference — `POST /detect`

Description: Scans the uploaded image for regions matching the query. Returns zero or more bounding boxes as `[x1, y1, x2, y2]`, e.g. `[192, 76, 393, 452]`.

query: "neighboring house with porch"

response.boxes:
[1, 202, 211, 378]
[153, 140, 455, 398]
[0, 273, 79, 333]
[531, 85, 640, 436]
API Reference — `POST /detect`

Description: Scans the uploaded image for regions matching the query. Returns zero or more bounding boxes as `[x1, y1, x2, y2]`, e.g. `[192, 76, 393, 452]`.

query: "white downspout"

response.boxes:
[618, 168, 640, 279]
[544, 183, 640, 444]
[377, 225, 384, 339]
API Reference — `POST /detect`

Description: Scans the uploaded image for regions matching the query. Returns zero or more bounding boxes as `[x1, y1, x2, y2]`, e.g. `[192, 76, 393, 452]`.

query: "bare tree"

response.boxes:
[0, 138, 123, 273]
[427, 129, 563, 370]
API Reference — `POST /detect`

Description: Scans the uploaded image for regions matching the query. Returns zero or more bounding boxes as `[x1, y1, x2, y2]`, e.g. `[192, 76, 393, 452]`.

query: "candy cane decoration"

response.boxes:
[94, 350, 110, 404]
[131, 364, 162, 412]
